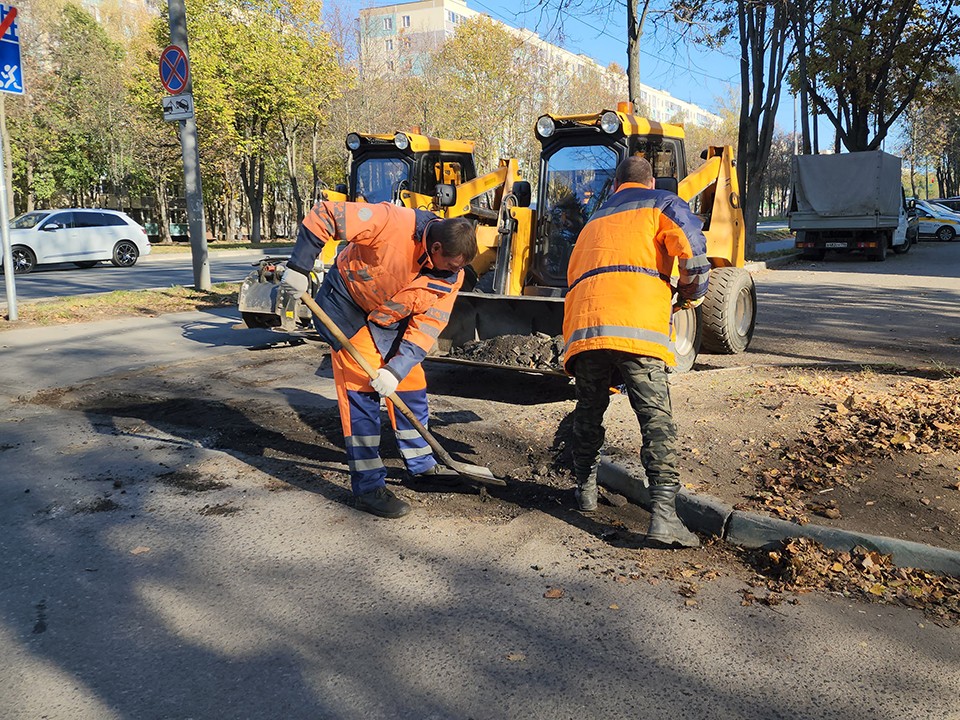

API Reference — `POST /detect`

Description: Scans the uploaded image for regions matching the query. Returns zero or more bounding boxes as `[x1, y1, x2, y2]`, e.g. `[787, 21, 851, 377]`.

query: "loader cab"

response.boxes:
[530, 106, 687, 291]
[345, 131, 479, 205]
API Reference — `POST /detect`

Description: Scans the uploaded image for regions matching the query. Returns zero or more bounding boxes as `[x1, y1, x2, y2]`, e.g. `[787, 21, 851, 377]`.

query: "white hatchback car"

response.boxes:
[7, 208, 151, 274]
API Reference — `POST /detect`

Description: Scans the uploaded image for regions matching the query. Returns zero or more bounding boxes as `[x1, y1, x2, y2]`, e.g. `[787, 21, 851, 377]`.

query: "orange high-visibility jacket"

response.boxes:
[562, 182, 710, 373]
[288, 201, 462, 380]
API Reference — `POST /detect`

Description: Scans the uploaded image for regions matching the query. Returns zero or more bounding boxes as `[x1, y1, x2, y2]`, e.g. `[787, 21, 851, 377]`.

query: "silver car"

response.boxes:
[7, 208, 152, 274]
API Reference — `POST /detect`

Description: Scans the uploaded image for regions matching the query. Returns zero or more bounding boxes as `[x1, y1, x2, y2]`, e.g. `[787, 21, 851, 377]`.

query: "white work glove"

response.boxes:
[281, 266, 310, 297]
[370, 368, 400, 397]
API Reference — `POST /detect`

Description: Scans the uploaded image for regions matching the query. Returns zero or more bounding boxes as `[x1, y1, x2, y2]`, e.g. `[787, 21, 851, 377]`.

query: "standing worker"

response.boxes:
[281, 201, 477, 519]
[562, 156, 710, 548]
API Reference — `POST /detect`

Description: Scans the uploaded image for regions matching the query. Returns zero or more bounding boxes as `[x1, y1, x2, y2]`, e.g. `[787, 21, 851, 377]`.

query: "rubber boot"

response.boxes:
[575, 465, 598, 512]
[645, 483, 700, 548]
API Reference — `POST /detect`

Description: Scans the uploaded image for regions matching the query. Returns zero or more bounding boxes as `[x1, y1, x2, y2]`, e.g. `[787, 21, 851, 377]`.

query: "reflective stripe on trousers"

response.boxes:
[330, 325, 437, 495]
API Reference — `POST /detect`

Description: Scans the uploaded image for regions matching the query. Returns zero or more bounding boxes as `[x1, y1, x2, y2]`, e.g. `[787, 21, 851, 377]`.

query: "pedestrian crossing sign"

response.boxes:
[0, 5, 22, 95]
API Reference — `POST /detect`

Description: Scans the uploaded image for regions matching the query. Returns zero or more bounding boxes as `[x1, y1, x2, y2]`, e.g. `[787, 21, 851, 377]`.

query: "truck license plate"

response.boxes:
[825, 242, 846, 248]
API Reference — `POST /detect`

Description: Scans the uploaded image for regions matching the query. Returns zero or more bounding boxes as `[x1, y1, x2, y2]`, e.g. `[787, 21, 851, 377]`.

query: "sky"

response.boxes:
[334, 0, 804, 134]
[470, 0, 802, 134]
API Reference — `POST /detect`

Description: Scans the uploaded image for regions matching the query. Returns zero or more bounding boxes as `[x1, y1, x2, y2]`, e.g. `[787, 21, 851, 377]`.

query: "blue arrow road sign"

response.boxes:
[0, 4, 22, 95]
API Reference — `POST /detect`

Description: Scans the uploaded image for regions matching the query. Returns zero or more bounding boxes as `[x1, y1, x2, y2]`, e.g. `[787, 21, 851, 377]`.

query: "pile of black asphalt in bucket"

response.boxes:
[448, 333, 565, 372]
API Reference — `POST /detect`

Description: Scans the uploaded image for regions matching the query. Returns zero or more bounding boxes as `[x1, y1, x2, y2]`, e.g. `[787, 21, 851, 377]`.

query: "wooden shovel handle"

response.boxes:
[298, 292, 460, 469]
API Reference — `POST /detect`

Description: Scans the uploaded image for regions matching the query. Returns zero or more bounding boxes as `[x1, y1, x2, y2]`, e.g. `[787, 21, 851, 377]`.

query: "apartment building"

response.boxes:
[357, 0, 721, 127]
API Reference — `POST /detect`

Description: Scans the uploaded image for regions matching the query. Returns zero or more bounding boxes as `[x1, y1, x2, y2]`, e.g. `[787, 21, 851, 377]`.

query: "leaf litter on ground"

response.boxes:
[740, 536, 960, 626]
[737, 371, 960, 524]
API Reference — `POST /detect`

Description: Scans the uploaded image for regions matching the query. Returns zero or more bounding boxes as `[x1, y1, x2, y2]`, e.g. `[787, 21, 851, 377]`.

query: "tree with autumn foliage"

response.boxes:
[184, 0, 347, 242]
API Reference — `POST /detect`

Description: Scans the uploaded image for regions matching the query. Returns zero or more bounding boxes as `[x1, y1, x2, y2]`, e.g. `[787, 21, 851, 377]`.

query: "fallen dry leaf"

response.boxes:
[543, 587, 564, 599]
[130, 546, 150, 555]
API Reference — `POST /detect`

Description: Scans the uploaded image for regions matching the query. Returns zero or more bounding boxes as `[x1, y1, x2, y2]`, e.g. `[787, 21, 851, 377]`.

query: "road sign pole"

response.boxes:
[167, 0, 209, 291]
[0, 3, 19, 320]
[0, 115, 16, 321]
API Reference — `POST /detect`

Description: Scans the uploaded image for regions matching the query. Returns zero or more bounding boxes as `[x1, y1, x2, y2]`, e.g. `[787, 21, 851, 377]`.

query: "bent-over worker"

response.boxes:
[562, 156, 710, 548]
[281, 201, 477, 519]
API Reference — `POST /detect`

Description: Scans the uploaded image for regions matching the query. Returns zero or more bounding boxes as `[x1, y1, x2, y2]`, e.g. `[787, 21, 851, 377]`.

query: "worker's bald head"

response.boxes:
[615, 156, 654, 189]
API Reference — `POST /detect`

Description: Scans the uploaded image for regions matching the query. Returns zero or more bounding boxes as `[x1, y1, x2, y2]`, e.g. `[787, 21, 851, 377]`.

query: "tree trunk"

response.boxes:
[25, 160, 34, 212]
[626, 0, 643, 104]
[157, 183, 172, 244]
[736, 0, 789, 258]
[281, 119, 305, 223]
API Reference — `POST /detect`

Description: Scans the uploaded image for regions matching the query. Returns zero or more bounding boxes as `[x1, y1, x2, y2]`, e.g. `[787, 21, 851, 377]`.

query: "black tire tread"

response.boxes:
[700, 267, 756, 354]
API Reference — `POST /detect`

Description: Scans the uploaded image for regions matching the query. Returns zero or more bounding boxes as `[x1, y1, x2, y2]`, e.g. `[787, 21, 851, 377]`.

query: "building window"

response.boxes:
[387, 61, 394, 71]
[402, 15, 410, 28]
[401, 37, 411, 49]
[383, 16, 393, 30]
[385, 39, 393, 50]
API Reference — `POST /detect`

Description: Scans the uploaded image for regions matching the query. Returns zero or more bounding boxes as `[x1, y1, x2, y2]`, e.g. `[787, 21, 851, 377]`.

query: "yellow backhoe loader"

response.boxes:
[237, 130, 526, 330]
[437, 102, 756, 373]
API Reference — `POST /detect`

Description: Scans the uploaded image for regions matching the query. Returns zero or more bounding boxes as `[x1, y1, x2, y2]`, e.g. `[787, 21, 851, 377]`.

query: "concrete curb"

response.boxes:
[744, 253, 799, 272]
[598, 459, 960, 578]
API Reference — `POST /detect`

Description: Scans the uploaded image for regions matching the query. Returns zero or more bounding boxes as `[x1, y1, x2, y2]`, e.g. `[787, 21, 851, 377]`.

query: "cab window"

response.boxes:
[353, 157, 409, 204]
[414, 152, 477, 196]
[628, 137, 685, 181]
[537, 144, 619, 286]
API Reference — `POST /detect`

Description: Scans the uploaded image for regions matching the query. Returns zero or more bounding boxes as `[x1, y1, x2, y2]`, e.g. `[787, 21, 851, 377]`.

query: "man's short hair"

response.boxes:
[615, 156, 654, 186]
[429, 217, 478, 262]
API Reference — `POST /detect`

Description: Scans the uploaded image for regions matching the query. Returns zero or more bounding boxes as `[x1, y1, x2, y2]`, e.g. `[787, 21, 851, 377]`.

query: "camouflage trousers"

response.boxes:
[571, 350, 679, 487]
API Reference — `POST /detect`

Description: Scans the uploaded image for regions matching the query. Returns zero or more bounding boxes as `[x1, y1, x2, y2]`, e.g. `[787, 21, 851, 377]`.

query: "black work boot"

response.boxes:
[355, 486, 411, 519]
[645, 483, 700, 548]
[574, 464, 599, 512]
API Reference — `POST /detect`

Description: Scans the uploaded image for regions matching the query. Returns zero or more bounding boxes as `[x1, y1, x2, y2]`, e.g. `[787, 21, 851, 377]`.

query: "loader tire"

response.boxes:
[672, 305, 701, 373]
[700, 267, 756, 355]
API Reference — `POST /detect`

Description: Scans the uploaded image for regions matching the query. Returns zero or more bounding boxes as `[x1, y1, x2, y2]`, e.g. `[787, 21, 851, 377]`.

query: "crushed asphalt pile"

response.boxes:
[739, 373, 960, 524]
[448, 333, 565, 371]
[741, 537, 960, 626]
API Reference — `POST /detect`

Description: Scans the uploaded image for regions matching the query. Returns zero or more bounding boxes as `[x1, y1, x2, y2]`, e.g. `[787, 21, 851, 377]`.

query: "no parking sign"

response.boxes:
[159, 44, 189, 94]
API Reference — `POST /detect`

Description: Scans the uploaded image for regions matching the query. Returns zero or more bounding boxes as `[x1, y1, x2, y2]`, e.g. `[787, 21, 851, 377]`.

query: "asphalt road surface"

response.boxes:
[1, 249, 278, 303]
[702, 237, 960, 371]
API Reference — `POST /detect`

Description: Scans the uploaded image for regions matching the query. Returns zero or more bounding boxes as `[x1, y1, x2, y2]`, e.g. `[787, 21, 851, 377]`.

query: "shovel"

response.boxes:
[299, 292, 506, 488]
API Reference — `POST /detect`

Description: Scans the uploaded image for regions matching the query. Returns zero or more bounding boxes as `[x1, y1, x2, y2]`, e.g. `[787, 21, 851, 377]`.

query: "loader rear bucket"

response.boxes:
[434, 293, 567, 375]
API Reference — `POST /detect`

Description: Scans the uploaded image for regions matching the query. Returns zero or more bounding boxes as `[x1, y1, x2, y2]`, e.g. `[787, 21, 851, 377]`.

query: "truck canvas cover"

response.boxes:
[790, 150, 903, 229]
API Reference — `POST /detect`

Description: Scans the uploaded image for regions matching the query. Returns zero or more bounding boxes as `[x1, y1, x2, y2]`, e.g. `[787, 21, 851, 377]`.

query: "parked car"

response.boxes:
[912, 199, 960, 242]
[6, 208, 151, 274]
[928, 197, 960, 213]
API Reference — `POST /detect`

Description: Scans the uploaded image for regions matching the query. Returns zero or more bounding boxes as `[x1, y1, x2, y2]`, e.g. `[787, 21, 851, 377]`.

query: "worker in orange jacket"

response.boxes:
[281, 201, 477, 519]
[563, 156, 709, 547]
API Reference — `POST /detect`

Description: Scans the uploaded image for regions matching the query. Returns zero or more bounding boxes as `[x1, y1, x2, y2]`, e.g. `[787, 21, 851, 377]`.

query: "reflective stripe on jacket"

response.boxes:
[288, 201, 462, 380]
[562, 183, 709, 372]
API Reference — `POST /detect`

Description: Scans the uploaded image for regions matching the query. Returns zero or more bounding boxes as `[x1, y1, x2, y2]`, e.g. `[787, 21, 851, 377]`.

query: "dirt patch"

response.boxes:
[599, 365, 960, 552]
[78, 497, 121, 514]
[448, 333, 565, 372]
[21, 345, 960, 629]
[159, 469, 230, 493]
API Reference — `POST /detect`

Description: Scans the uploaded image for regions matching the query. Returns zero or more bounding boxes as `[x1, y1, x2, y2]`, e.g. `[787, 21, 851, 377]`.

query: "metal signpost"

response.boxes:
[161, 3, 209, 290]
[0, 3, 21, 321]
